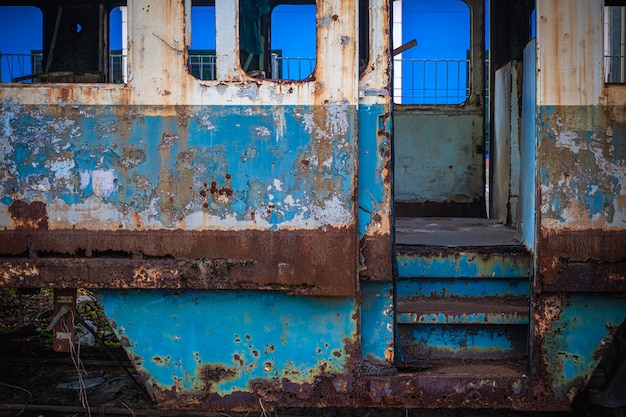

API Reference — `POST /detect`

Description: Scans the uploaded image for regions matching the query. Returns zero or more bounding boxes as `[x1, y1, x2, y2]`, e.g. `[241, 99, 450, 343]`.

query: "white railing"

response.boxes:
[273, 54, 316, 80]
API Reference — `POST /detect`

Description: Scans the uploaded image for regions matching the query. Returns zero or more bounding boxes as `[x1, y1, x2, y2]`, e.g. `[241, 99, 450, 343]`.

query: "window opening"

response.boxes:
[109, 6, 127, 83]
[0, 6, 43, 82]
[1, 4, 128, 83]
[188, 4, 217, 81]
[270, 3, 316, 80]
[605, 3, 626, 83]
[359, 0, 370, 74]
[393, 0, 471, 104]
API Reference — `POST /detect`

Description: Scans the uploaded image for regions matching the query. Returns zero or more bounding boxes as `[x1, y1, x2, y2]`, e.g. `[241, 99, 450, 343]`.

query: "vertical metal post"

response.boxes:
[51, 289, 77, 352]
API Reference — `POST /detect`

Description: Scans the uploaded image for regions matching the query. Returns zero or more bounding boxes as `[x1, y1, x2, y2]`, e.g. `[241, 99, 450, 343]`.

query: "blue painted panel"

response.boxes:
[538, 104, 625, 228]
[399, 324, 528, 360]
[360, 281, 394, 363]
[519, 40, 537, 249]
[0, 102, 356, 230]
[541, 294, 626, 397]
[357, 104, 390, 238]
[396, 278, 530, 299]
[96, 290, 357, 395]
[397, 310, 529, 325]
[396, 251, 531, 279]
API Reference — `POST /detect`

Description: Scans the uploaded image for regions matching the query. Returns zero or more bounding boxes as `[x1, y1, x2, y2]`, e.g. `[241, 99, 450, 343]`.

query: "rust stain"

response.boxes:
[0, 227, 357, 295]
[8, 200, 49, 230]
[538, 227, 626, 292]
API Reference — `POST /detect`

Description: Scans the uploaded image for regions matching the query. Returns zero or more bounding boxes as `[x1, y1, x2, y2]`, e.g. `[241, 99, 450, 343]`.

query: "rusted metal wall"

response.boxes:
[357, 0, 393, 281]
[536, 0, 626, 292]
[528, 0, 626, 409]
[0, 0, 361, 296]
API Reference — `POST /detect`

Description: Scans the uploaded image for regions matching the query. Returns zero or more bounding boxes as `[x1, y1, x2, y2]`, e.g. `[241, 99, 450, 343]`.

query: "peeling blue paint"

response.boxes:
[542, 295, 626, 396]
[1, 101, 356, 229]
[360, 281, 394, 363]
[397, 252, 531, 279]
[357, 105, 389, 238]
[96, 290, 357, 395]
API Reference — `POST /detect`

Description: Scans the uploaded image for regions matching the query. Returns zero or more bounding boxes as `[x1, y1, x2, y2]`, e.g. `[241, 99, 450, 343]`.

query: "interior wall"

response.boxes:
[492, 61, 522, 225]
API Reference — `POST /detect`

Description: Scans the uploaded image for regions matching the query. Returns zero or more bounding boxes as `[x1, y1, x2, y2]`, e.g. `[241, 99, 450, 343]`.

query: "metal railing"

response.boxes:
[0, 52, 43, 82]
[4, 53, 487, 107]
[188, 54, 217, 81]
[273, 55, 316, 80]
[1, 52, 316, 83]
[394, 58, 470, 105]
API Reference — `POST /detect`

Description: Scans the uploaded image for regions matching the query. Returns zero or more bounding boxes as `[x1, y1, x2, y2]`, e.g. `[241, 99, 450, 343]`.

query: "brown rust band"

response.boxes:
[358, 233, 393, 281]
[538, 228, 626, 292]
[0, 227, 357, 296]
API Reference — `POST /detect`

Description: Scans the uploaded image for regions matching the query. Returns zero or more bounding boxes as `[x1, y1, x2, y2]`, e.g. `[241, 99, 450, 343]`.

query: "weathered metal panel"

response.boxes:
[536, 0, 604, 107]
[399, 324, 528, 360]
[531, 294, 626, 404]
[0, 100, 358, 295]
[358, 105, 392, 280]
[96, 289, 555, 411]
[517, 39, 537, 248]
[394, 110, 485, 208]
[492, 61, 522, 225]
[96, 290, 359, 409]
[396, 247, 531, 279]
[360, 281, 394, 364]
[397, 278, 530, 300]
[0, 0, 361, 295]
[397, 301, 529, 325]
[537, 105, 626, 292]
[357, 0, 393, 281]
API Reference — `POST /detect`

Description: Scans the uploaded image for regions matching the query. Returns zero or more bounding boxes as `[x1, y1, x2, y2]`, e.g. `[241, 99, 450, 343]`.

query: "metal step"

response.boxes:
[397, 299, 529, 325]
[394, 218, 532, 363]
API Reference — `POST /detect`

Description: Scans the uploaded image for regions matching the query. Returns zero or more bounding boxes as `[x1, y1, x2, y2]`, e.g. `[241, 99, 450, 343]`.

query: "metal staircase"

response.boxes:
[394, 218, 531, 367]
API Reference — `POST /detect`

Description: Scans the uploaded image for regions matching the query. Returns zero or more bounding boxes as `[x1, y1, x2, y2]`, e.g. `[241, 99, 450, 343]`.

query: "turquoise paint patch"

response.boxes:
[539, 105, 625, 225]
[543, 294, 626, 397]
[358, 104, 389, 238]
[360, 281, 394, 363]
[397, 252, 531, 279]
[96, 290, 357, 395]
[412, 325, 513, 352]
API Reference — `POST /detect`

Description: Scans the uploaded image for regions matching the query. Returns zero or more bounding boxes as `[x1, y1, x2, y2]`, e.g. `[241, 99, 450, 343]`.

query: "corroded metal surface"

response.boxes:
[0, 228, 356, 295]
[531, 294, 626, 407]
[396, 246, 531, 279]
[357, 0, 393, 281]
[537, 106, 626, 292]
[0, 101, 358, 295]
[0, 0, 361, 296]
[95, 288, 563, 411]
